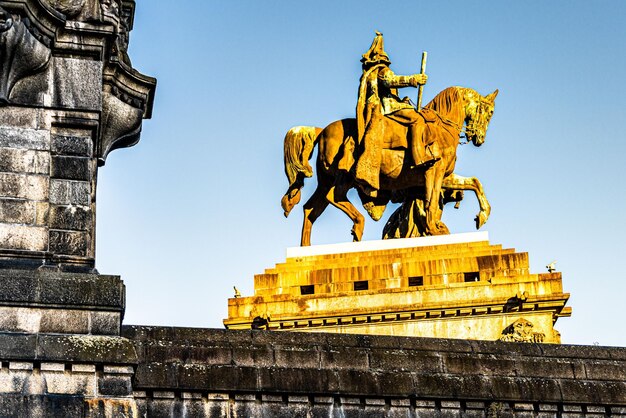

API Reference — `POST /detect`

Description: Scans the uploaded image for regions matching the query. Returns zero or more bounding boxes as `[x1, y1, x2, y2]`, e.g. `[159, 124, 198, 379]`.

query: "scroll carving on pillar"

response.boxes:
[0, 6, 51, 104]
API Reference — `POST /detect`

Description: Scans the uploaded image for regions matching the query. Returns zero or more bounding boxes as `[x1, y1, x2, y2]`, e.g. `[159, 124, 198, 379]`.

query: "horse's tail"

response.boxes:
[281, 126, 323, 217]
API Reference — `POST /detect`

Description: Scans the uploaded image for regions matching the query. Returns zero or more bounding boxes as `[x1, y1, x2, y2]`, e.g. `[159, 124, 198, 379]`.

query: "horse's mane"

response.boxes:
[424, 86, 466, 123]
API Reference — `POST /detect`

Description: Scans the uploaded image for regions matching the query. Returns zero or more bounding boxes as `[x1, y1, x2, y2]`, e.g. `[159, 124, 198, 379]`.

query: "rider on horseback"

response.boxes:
[355, 31, 440, 197]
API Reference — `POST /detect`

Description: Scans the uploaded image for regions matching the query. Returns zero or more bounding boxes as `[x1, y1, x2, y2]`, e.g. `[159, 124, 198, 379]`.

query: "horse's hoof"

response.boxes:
[475, 212, 488, 229]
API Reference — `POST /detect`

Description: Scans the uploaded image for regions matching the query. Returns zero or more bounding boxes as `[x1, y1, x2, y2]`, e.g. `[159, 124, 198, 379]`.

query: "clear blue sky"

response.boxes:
[96, 1, 626, 346]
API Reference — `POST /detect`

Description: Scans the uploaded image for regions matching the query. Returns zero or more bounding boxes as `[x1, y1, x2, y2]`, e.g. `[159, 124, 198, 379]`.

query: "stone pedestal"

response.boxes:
[0, 268, 125, 336]
[224, 232, 571, 343]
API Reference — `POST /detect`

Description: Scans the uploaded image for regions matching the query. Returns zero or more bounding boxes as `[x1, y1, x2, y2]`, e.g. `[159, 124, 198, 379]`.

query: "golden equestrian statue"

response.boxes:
[281, 32, 498, 246]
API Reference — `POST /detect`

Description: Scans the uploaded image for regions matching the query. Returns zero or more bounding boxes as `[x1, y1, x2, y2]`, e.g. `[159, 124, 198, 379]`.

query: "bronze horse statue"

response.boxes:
[281, 86, 498, 246]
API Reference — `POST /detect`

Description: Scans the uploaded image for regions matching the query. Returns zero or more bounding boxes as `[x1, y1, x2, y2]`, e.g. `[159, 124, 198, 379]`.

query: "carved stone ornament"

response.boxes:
[499, 318, 545, 343]
[42, 0, 86, 17]
[0, 6, 51, 104]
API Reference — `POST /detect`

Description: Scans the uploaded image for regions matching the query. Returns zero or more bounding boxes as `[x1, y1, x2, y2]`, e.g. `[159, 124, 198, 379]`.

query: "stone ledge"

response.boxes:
[123, 326, 626, 405]
[0, 269, 124, 310]
[0, 333, 137, 365]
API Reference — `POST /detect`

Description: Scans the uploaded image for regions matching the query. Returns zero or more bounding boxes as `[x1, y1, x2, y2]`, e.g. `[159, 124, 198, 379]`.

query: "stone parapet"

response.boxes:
[121, 326, 626, 417]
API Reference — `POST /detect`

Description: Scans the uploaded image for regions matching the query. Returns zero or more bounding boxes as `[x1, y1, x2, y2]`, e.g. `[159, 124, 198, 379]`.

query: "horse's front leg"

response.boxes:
[442, 173, 491, 229]
[423, 163, 449, 235]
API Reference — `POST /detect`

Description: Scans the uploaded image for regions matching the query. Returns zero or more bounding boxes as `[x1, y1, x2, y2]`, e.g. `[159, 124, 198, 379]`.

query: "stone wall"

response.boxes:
[122, 326, 626, 417]
[0, 323, 625, 417]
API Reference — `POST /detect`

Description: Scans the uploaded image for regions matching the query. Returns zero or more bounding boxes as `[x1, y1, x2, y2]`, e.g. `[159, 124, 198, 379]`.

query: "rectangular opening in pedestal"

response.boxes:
[300, 285, 315, 295]
[464, 272, 480, 282]
[409, 276, 424, 287]
[353, 280, 369, 291]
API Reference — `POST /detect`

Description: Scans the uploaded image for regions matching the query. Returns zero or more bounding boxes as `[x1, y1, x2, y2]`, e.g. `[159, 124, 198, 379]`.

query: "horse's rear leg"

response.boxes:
[423, 163, 449, 235]
[326, 182, 365, 242]
[301, 187, 330, 246]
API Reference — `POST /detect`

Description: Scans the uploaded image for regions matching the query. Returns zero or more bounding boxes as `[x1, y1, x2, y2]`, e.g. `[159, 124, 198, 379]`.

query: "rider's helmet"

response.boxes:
[361, 31, 391, 68]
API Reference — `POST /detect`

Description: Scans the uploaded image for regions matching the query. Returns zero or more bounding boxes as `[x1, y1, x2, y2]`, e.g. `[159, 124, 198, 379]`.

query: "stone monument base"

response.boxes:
[0, 268, 137, 416]
[224, 232, 571, 343]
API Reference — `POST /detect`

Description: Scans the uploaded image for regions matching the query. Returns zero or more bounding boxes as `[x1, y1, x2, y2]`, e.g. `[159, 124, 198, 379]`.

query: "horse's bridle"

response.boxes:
[461, 98, 491, 144]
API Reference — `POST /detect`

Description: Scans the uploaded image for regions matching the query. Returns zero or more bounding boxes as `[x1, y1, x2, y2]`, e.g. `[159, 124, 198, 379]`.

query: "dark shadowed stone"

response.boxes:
[90, 311, 121, 336]
[0, 271, 37, 301]
[51, 135, 93, 157]
[258, 367, 340, 394]
[48, 229, 89, 256]
[50, 156, 90, 181]
[98, 376, 132, 396]
[369, 349, 443, 373]
[36, 334, 137, 364]
[320, 346, 369, 370]
[231, 344, 275, 367]
[0, 394, 84, 418]
[35, 272, 124, 308]
[0, 332, 38, 359]
[49, 205, 92, 231]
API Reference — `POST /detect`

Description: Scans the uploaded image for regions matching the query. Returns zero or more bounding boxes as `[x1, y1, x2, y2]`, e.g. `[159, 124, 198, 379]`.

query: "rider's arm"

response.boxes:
[379, 67, 427, 88]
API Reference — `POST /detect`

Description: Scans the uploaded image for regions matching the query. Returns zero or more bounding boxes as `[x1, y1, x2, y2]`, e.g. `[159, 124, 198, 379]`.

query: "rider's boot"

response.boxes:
[410, 123, 441, 168]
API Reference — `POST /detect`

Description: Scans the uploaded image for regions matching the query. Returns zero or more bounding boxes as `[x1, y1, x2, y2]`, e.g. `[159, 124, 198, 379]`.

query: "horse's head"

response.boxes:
[464, 89, 498, 146]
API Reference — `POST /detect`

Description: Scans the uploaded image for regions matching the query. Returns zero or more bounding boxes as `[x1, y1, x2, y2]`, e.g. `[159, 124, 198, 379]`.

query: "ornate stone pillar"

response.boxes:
[0, 0, 155, 270]
[0, 1, 155, 414]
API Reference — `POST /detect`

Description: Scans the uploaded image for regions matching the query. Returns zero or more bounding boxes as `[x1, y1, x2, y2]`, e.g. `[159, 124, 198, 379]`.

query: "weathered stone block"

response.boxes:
[36, 335, 138, 364]
[40, 363, 65, 372]
[0, 394, 83, 418]
[39, 309, 89, 334]
[369, 349, 443, 373]
[49, 205, 92, 231]
[51, 134, 93, 157]
[0, 173, 48, 200]
[320, 347, 369, 370]
[49, 230, 90, 256]
[0, 307, 40, 333]
[43, 370, 96, 395]
[38, 274, 124, 308]
[98, 375, 132, 396]
[0, 148, 49, 174]
[48, 58, 102, 111]
[0, 198, 35, 224]
[50, 156, 91, 181]
[0, 224, 47, 251]
[274, 345, 321, 368]
[0, 127, 49, 150]
[232, 345, 275, 367]
[0, 107, 47, 130]
[49, 179, 90, 206]
[90, 311, 121, 336]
